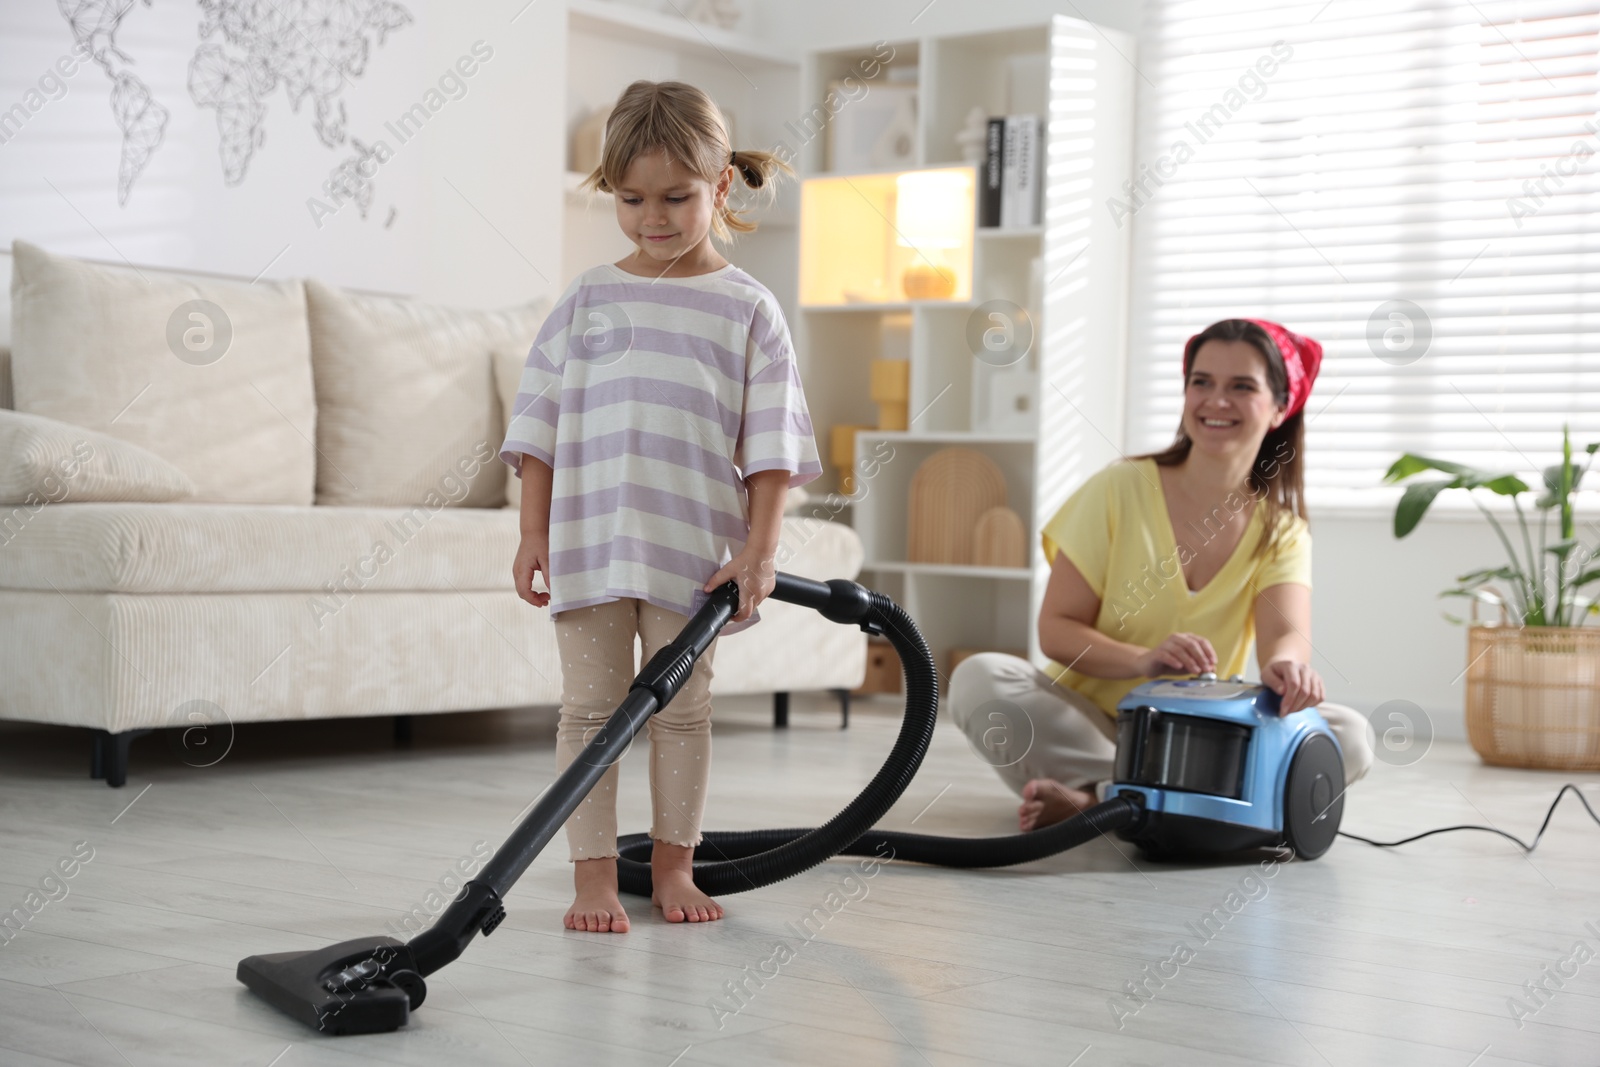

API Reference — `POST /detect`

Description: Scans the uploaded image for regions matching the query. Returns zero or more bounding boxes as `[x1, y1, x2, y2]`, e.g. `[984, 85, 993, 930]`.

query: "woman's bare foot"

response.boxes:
[650, 840, 724, 924]
[1019, 778, 1097, 832]
[565, 857, 630, 933]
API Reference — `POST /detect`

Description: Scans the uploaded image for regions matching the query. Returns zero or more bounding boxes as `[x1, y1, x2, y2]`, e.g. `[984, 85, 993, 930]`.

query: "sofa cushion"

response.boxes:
[0, 501, 520, 594]
[0, 502, 864, 597]
[1, 345, 12, 411]
[0, 409, 195, 505]
[307, 280, 547, 509]
[492, 343, 528, 508]
[8, 240, 317, 505]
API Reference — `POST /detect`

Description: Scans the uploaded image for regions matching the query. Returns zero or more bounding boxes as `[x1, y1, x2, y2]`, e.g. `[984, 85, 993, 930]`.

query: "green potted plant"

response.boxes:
[1385, 425, 1600, 769]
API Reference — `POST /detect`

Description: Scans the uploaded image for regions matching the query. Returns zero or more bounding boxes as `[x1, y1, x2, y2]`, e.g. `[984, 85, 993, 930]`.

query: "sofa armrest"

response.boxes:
[777, 512, 864, 581]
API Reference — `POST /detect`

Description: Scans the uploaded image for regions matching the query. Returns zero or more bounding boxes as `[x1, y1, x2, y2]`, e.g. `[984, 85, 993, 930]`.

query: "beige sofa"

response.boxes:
[0, 241, 865, 786]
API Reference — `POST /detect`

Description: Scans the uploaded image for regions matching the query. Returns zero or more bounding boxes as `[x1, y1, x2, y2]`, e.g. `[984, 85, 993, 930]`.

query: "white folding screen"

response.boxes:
[1126, 0, 1600, 506]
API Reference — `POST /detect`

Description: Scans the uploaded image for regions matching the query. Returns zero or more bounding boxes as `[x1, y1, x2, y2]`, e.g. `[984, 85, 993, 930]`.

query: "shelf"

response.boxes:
[978, 225, 1045, 239]
[799, 300, 977, 313]
[567, 0, 796, 67]
[805, 160, 980, 183]
[864, 562, 1033, 580]
[856, 430, 1035, 444]
[793, 18, 1135, 672]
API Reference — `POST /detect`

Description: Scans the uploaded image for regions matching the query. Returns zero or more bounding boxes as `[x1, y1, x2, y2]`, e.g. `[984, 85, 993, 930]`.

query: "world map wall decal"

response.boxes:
[57, 0, 171, 205]
[57, 0, 413, 209]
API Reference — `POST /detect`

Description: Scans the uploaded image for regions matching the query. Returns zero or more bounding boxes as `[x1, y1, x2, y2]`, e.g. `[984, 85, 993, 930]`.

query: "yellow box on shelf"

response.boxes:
[798, 166, 975, 307]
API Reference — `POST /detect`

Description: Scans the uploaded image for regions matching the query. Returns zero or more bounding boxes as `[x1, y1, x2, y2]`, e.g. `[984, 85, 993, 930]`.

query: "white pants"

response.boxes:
[948, 653, 1375, 795]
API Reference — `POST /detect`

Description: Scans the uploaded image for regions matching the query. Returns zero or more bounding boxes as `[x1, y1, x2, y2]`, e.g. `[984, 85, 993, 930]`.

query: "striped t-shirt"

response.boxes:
[499, 263, 822, 632]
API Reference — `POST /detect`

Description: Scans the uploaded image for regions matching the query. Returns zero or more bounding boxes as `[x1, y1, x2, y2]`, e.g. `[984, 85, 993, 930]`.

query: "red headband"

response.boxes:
[1188, 319, 1322, 419]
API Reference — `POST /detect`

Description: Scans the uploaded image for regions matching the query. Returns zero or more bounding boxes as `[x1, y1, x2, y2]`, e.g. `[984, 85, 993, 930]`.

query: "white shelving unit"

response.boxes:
[560, 2, 800, 319]
[794, 18, 1136, 674]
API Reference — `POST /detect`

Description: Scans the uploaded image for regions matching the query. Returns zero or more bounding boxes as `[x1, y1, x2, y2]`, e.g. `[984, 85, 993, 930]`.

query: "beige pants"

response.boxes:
[553, 599, 717, 862]
[948, 653, 1375, 795]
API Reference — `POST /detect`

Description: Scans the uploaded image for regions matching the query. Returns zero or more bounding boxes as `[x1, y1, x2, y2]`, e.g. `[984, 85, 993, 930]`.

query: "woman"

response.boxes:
[949, 319, 1374, 831]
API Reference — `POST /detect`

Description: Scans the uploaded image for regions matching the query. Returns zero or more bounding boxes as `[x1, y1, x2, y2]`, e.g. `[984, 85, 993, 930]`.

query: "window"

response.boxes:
[1125, 0, 1600, 507]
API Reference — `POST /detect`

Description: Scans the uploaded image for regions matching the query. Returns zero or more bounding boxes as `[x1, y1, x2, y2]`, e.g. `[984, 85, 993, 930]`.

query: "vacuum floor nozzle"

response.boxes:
[237, 937, 425, 1036]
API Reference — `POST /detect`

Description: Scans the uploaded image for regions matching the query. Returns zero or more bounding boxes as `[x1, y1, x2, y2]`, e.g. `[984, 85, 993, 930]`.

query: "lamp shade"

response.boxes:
[894, 170, 971, 249]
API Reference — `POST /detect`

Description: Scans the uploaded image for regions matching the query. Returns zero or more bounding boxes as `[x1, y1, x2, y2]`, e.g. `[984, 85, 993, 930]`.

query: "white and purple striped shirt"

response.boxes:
[499, 263, 822, 631]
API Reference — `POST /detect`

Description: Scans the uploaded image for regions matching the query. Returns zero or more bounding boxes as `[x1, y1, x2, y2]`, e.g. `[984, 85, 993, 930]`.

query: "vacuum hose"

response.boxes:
[234, 572, 1143, 1037]
[615, 576, 1141, 895]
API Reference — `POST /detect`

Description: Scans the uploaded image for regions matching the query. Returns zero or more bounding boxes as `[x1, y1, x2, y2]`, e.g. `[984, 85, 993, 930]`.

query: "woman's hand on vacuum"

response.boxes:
[1262, 659, 1323, 716]
[1136, 632, 1217, 677]
[705, 549, 775, 623]
[512, 532, 551, 608]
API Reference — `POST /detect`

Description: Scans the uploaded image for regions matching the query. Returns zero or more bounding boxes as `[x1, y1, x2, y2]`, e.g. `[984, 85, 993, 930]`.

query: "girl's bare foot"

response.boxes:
[565, 857, 630, 933]
[650, 840, 723, 924]
[1019, 778, 1096, 832]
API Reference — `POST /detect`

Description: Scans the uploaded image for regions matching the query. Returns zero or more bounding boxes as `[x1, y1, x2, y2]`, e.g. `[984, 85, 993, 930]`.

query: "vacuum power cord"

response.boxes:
[1338, 783, 1600, 853]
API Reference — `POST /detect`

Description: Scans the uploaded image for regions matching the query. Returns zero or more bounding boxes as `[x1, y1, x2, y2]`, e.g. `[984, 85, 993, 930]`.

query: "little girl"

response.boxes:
[500, 80, 821, 933]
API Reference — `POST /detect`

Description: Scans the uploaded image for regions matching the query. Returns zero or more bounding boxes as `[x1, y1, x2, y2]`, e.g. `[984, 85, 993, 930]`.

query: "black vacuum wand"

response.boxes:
[237, 573, 1141, 1035]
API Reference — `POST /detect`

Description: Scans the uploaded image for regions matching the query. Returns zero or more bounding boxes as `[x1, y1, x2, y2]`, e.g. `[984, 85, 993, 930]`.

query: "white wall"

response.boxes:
[0, 0, 568, 311]
[1313, 509, 1518, 740]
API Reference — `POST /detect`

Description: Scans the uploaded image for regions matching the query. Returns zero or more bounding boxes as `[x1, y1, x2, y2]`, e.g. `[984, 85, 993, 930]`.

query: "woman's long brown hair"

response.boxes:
[1133, 318, 1307, 560]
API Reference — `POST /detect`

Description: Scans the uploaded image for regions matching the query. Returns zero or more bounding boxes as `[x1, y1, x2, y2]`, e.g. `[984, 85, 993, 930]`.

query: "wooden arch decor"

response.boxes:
[973, 505, 1027, 568]
[907, 447, 1008, 564]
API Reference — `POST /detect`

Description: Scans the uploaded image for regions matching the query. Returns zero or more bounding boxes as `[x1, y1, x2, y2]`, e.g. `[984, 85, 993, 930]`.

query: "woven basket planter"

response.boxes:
[1465, 624, 1600, 770]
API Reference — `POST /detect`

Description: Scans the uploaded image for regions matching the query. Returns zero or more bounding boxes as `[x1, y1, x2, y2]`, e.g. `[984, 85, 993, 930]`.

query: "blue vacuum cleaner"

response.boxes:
[237, 574, 1341, 1035]
[1110, 675, 1345, 860]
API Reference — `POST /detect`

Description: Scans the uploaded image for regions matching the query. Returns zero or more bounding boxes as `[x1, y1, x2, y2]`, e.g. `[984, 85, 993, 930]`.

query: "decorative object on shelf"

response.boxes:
[907, 447, 1008, 564]
[870, 359, 910, 432]
[956, 105, 989, 163]
[1385, 426, 1600, 770]
[854, 638, 903, 695]
[874, 90, 919, 168]
[679, 0, 743, 30]
[895, 169, 967, 301]
[971, 366, 1037, 435]
[829, 82, 918, 172]
[972, 505, 1027, 568]
[571, 104, 612, 175]
[901, 263, 957, 301]
[881, 312, 912, 361]
[831, 423, 867, 495]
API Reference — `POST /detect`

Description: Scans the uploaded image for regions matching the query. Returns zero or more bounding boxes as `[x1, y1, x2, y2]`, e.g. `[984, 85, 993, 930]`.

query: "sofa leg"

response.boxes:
[831, 688, 851, 729]
[773, 691, 789, 729]
[90, 728, 151, 788]
[394, 714, 414, 747]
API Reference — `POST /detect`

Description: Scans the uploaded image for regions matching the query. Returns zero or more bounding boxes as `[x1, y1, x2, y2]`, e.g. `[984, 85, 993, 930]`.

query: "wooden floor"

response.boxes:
[1, 695, 1598, 1067]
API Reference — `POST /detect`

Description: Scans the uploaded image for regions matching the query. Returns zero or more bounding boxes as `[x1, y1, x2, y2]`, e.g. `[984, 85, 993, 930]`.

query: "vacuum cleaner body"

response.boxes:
[1111, 675, 1345, 859]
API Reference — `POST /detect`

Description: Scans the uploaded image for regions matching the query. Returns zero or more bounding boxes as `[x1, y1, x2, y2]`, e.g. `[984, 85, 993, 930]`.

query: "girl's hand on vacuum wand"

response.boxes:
[705, 549, 775, 623]
[1262, 659, 1324, 716]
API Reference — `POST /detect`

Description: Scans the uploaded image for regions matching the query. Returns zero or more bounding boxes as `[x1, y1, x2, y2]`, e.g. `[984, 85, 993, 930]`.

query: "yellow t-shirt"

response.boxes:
[1040, 457, 1311, 717]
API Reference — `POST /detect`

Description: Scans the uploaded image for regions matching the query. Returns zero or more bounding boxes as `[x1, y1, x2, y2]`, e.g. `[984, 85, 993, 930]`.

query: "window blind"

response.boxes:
[1125, 0, 1600, 508]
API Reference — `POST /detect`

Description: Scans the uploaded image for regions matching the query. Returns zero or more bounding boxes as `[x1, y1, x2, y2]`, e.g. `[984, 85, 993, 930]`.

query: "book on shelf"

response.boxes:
[979, 114, 1042, 229]
[980, 118, 1005, 227]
